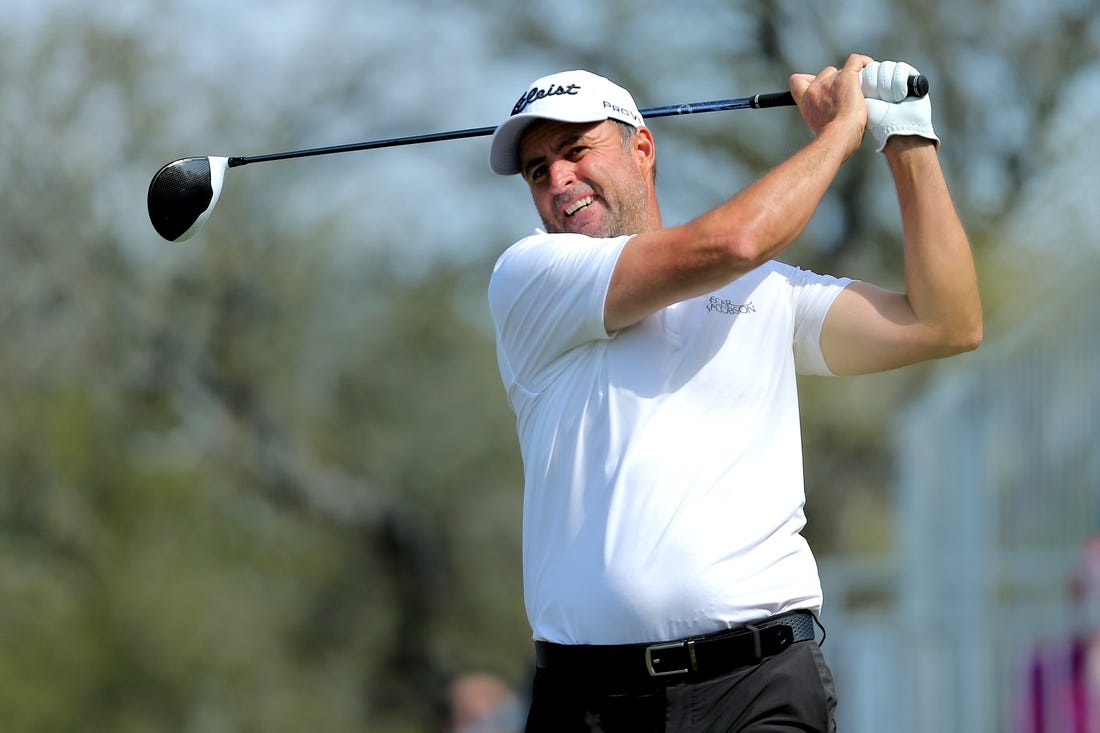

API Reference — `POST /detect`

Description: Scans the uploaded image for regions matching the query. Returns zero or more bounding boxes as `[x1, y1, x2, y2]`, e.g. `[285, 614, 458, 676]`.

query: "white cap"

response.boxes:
[489, 70, 643, 176]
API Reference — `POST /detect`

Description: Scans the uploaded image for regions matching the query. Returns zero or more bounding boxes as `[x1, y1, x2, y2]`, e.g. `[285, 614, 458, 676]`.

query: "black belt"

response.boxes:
[534, 610, 817, 684]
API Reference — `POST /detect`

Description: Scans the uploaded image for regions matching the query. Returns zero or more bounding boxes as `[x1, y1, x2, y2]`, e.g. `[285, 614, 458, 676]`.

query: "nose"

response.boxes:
[548, 159, 577, 191]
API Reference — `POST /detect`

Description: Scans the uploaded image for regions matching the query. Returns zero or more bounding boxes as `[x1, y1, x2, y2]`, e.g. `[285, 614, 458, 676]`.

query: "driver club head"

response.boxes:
[147, 156, 228, 242]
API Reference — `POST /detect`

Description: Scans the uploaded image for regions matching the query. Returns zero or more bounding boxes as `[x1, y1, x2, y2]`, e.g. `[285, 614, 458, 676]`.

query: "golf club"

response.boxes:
[148, 75, 929, 243]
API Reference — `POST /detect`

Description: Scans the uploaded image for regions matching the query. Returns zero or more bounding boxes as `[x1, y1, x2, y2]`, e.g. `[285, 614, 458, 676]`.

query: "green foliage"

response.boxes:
[0, 9, 530, 729]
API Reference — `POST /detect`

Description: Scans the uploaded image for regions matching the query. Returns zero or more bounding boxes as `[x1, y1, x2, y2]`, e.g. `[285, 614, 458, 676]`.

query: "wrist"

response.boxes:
[884, 135, 945, 186]
[818, 117, 864, 160]
[883, 135, 937, 155]
[883, 135, 940, 171]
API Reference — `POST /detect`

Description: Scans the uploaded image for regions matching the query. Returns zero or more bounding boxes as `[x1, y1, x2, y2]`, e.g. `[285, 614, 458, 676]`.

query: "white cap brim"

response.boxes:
[488, 70, 643, 176]
[489, 109, 614, 176]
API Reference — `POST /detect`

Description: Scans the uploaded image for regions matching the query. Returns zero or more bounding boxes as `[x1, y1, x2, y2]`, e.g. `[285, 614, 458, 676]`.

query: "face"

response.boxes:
[517, 119, 655, 238]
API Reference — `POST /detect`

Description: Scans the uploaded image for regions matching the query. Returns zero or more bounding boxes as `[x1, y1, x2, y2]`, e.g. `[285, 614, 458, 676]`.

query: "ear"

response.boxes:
[633, 126, 656, 178]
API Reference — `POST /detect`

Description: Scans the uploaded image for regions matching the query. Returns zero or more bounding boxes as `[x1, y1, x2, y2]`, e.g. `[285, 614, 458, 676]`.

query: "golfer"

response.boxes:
[487, 53, 981, 731]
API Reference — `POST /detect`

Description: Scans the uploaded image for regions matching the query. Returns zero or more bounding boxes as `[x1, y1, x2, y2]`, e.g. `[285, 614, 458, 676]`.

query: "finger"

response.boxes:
[842, 53, 875, 74]
[789, 73, 815, 102]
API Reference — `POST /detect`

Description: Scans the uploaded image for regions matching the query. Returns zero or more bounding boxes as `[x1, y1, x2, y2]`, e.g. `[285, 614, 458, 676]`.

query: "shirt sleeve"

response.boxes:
[489, 232, 632, 399]
[787, 266, 855, 376]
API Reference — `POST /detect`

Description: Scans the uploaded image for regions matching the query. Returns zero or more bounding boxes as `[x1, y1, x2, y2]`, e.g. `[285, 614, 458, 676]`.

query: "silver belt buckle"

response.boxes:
[644, 639, 697, 677]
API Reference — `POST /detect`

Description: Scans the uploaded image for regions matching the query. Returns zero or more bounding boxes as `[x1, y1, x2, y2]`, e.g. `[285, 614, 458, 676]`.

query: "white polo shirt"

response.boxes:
[488, 231, 852, 645]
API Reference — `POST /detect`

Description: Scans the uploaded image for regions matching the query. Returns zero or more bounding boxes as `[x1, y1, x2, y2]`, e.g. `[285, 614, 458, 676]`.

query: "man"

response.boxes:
[486, 54, 981, 731]
[441, 672, 525, 733]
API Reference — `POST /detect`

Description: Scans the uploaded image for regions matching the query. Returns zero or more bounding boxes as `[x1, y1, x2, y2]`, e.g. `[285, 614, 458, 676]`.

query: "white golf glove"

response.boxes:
[860, 60, 939, 152]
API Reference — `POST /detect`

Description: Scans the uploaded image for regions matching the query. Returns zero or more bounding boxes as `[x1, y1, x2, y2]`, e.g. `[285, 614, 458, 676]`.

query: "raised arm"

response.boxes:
[604, 54, 873, 332]
[819, 94, 982, 375]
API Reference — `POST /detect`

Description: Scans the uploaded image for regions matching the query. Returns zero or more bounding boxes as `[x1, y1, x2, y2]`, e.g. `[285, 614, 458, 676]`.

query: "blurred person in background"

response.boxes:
[1019, 535, 1100, 733]
[442, 671, 525, 733]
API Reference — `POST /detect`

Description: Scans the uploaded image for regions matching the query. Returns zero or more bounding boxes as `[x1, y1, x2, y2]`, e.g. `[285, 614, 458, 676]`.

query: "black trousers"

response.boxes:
[525, 639, 837, 732]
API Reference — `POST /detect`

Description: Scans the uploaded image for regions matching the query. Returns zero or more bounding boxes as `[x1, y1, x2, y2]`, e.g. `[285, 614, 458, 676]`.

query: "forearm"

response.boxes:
[688, 123, 857, 267]
[886, 137, 982, 351]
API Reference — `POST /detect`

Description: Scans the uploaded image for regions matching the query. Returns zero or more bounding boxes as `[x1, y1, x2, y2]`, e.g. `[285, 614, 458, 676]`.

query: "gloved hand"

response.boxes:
[860, 60, 939, 153]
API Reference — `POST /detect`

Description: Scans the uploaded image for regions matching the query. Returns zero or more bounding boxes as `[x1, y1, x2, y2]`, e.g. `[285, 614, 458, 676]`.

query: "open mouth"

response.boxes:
[564, 195, 595, 217]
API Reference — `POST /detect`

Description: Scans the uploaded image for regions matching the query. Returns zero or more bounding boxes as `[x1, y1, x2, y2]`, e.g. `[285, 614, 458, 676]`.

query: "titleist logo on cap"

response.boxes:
[511, 83, 581, 115]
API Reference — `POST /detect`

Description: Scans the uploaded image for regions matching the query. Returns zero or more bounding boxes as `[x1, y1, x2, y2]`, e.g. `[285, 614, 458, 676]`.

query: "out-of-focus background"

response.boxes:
[1, 0, 1097, 730]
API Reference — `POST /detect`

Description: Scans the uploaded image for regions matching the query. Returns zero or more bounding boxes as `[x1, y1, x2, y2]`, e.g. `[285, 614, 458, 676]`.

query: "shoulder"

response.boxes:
[753, 261, 855, 297]
[491, 231, 631, 289]
[495, 231, 558, 262]
[757, 260, 834, 284]
[494, 231, 627, 266]
[714, 261, 828, 299]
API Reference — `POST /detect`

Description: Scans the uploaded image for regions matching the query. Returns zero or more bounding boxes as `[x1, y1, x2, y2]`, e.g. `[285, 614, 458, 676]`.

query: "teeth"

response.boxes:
[565, 196, 594, 216]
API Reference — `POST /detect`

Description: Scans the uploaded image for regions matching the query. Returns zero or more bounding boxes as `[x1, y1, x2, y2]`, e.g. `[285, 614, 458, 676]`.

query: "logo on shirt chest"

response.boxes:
[706, 297, 756, 316]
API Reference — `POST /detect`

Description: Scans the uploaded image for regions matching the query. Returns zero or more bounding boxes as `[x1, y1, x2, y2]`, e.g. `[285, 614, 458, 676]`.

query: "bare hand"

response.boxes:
[789, 53, 872, 156]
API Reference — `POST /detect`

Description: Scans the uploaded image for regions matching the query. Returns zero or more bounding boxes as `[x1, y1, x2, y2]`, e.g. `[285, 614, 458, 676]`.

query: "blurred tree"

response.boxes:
[0, 6, 527, 732]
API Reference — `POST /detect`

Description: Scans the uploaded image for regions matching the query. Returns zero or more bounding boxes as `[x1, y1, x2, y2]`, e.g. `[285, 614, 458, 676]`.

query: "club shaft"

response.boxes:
[228, 125, 497, 167]
[226, 74, 926, 168]
[226, 94, 791, 168]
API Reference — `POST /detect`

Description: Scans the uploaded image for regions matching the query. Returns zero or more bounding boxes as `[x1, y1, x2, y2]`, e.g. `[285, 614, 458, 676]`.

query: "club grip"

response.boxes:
[751, 74, 929, 109]
[752, 91, 796, 109]
[907, 74, 929, 98]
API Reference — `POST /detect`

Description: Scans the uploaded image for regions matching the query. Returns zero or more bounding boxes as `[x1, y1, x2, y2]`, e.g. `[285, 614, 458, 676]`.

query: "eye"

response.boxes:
[567, 145, 586, 160]
[527, 164, 548, 184]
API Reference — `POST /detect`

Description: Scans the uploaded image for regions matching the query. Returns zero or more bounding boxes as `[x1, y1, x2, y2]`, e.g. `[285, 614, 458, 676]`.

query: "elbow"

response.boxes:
[686, 208, 785, 275]
[954, 326, 983, 355]
[718, 222, 777, 272]
[942, 315, 983, 356]
[960, 305, 984, 353]
[966, 317, 984, 352]
[683, 225, 761, 277]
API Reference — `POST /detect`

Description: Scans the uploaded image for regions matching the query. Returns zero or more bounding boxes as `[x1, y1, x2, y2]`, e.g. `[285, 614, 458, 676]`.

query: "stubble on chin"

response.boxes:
[541, 215, 620, 239]
[541, 192, 648, 239]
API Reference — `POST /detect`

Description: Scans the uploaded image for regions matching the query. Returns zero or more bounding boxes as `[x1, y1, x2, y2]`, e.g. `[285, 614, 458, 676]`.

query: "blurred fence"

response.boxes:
[819, 262, 1100, 732]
